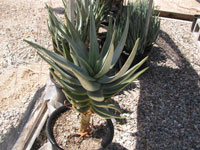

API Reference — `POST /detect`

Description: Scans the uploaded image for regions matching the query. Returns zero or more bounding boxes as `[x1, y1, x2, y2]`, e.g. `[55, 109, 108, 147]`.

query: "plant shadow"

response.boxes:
[135, 30, 200, 150]
[98, 142, 128, 150]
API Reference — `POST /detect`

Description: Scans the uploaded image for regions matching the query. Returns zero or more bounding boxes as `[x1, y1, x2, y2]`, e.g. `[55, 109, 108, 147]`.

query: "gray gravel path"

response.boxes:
[109, 19, 200, 150]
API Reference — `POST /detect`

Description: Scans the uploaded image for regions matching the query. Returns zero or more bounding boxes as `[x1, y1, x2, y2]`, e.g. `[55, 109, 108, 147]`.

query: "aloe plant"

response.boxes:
[49, 0, 114, 54]
[115, 0, 160, 55]
[25, 5, 148, 133]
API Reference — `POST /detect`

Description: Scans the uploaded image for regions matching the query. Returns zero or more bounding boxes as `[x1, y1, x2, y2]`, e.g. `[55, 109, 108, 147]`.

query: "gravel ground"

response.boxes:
[0, 0, 62, 146]
[109, 18, 200, 150]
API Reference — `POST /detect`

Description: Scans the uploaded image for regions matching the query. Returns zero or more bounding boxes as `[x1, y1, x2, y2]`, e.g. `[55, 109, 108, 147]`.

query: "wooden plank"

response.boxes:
[12, 93, 48, 150]
[12, 78, 66, 150]
[156, 10, 194, 21]
[25, 110, 49, 150]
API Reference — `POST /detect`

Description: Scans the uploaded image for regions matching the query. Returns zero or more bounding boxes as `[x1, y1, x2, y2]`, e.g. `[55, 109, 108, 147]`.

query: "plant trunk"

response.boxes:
[80, 112, 91, 133]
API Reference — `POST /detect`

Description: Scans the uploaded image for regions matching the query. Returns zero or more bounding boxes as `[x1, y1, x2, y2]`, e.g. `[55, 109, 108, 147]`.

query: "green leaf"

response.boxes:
[104, 67, 149, 96]
[110, 38, 139, 81]
[47, 6, 67, 35]
[61, 39, 72, 61]
[87, 89, 104, 102]
[76, 55, 95, 76]
[48, 6, 89, 62]
[76, 1, 83, 31]
[98, 56, 148, 84]
[89, 8, 99, 67]
[65, 13, 88, 57]
[94, 33, 115, 78]
[25, 40, 102, 91]
[90, 100, 122, 113]
[91, 106, 112, 119]
[110, 10, 130, 68]
[50, 70, 87, 95]
[99, 17, 113, 57]
[62, 89, 90, 102]
[74, 105, 90, 113]
[37, 52, 80, 86]
[72, 100, 90, 106]
[123, 67, 149, 84]
[91, 106, 123, 119]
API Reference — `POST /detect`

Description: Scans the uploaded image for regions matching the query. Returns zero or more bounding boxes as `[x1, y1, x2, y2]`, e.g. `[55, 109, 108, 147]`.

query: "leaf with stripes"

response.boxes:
[94, 31, 115, 78]
[50, 70, 87, 95]
[62, 89, 90, 102]
[37, 52, 80, 86]
[87, 89, 104, 102]
[74, 105, 90, 113]
[110, 10, 130, 69]
[91, 106, 123, 119]
[89, 8, 99, 67]
[25, 40, 101, 92]
[90, 100, 122, 113]
[104, 67, 149, 96]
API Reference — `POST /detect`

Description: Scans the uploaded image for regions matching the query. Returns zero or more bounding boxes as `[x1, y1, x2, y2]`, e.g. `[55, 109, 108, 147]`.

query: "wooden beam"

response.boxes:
[12, 78, 66, 150]
[156, 10, 194, 21]
[12, 94, 48, 150]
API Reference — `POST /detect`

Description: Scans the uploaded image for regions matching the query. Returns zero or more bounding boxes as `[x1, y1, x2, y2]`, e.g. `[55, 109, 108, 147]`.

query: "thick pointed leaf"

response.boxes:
[74, 72, 101, 92]
[47, 6, 67, 34]
[90, 100, 122, 113]
[87, 89, 104, 102]
[104, 67, 149, 96]
[98, 56, 148, 84]
[94, 35, 114, 78]
[61, 39, 72, 61]
[91, 106, 122, 119]
[99, 17, 113, 57]
[91, 106, 112, 119]
[48, 6, 88, 61]
[54, 32, 62, 54]
[69, 49, 79, 66]
[123, 67, 149, 84]
[62, 89, 90, 102]
[110, 38, 139, 81]
[74, 105, 90, 113]
[89, 9, 99, 67]
[106, 56, 149, 87]
[25, 40, 101, 91]
[76, 0, 87, 22]
[50, 70, 87, 95]
[76, 55, 95, 76]
[37, 52, 80, 85]
[65, 13, 89, 58]
[72, 100, 90, 106]
[110, 10, 129, 68]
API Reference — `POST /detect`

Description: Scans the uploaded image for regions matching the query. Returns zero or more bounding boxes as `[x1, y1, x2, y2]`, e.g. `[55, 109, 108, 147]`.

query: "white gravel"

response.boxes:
[0, 0, 62, 145]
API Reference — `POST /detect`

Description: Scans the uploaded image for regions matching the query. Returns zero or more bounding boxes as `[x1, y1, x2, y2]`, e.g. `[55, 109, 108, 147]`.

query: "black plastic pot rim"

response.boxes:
[46, 105, 114, 150]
